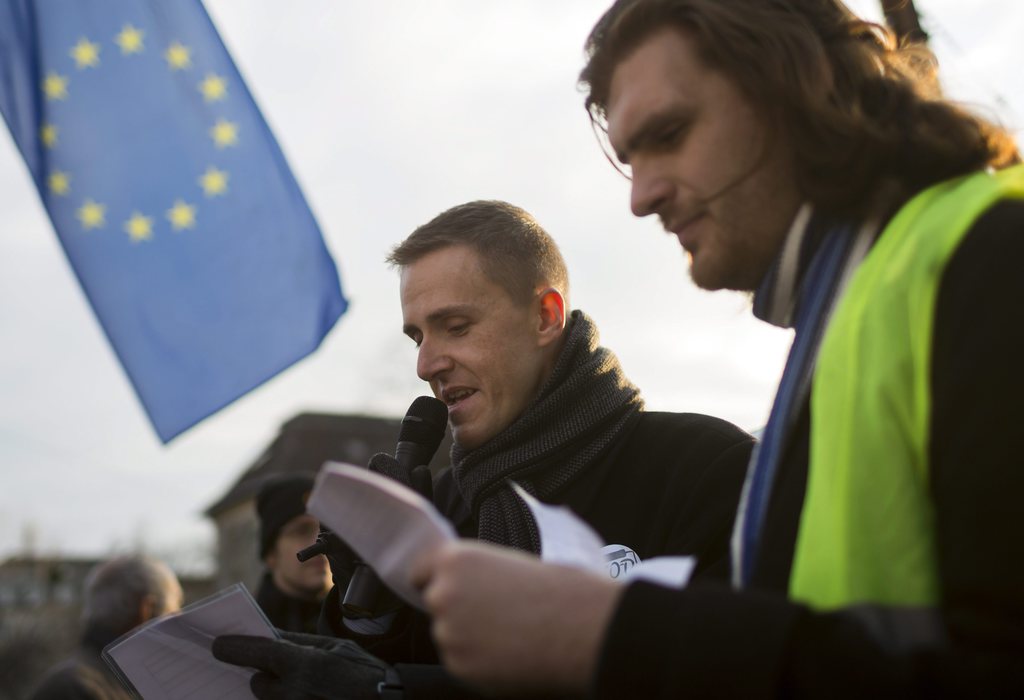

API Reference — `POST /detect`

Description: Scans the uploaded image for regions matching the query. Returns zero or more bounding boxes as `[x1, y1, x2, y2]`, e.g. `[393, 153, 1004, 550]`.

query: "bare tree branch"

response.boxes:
[881, 0, 929, 45]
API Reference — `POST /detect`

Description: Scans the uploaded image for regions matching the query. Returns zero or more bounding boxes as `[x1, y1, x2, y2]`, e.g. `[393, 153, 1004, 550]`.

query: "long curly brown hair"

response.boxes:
[580, 0, 1020, 217]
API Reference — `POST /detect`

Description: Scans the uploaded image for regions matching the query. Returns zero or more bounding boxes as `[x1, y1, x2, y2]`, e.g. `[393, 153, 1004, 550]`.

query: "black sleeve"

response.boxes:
[393, 664, 484, 700]
[672, 436, 753, 582]
[593, 580, 803, 699]
[928, 199, 1024, 652]
[29, 662, 119, 700]
[592, 200, 1024, 699]
[395, 664, 551, 700]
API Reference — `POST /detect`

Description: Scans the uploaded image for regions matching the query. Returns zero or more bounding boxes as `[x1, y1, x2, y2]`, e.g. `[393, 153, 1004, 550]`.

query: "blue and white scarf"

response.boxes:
[732, 205, 880, 587]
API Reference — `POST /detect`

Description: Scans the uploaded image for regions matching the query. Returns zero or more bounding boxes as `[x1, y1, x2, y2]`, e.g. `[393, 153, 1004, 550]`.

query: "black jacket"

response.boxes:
[323, 410, 754, 698]
[256, 572, 324, 635]
[593, 199, 1024, 699]
[30, 624, 131, 700]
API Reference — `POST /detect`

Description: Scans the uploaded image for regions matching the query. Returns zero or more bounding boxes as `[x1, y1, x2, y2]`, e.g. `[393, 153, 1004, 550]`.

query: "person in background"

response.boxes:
[31, 555, 183, 700]
[254, 473, 332, 634]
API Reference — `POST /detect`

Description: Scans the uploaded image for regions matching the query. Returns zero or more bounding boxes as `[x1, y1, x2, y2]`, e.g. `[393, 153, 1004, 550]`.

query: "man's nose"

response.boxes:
[630, 164, 673, 218]
[417, 337, 453, 382]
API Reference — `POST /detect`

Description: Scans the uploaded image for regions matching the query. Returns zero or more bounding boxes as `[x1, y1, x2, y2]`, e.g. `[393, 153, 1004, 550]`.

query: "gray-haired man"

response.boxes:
[31, 556, 183, 700]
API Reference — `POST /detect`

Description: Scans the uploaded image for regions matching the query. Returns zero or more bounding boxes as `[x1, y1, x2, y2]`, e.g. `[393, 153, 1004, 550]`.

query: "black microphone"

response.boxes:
[295, 396, 448, 565]
[340, 396, 448, 618]
[395, 395, 449, 499]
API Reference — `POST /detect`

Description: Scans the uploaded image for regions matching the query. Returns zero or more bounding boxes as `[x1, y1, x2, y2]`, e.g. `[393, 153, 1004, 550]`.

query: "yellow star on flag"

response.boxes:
[42, 73, 69, 100]
[40, 124, 58, 148]
[210, 119, 239, 149]
[166, 200, 197, 230]
[199, 74, 227, 102]
[124, 212, 153, 241]
[165, 42, 191, 70]
[77, 199, 106, 230]
[115, 25, 145, 54]
[70, 38, 101, 69]
[48, 171, 71, 196]
[198, 166, 229, 197]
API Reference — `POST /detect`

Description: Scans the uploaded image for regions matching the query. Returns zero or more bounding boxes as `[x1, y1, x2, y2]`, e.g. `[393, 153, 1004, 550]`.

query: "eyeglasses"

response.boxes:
[588, 109, 633, 181]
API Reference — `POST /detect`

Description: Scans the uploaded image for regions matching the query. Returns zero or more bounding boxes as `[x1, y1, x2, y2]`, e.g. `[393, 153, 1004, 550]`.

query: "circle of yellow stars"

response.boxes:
[41, 24, 240, 242]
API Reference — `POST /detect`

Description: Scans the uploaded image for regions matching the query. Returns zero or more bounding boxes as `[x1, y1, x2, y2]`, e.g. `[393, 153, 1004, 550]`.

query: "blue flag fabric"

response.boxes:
[0, 0, 348, 442]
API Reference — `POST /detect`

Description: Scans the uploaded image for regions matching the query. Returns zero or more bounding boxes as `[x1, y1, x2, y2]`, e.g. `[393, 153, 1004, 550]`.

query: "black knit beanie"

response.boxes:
[256, 474, 314, 558]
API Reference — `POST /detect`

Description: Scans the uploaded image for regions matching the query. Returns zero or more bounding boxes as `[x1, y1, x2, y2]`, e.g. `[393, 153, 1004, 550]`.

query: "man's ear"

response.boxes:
[536, 287, 566, 347]
[137, 594, 156, 624]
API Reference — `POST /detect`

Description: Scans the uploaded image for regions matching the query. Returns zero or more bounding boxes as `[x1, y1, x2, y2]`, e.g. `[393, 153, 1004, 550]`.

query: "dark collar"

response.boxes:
[81, 621, 126, 653]
[752, 204, 884, 329]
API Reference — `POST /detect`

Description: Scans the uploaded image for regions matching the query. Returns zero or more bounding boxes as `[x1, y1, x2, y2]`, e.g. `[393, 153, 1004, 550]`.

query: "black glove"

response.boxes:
[317, 527, 359, 590]
[366, 453, 432, 501]
[212, 630, 392, 700]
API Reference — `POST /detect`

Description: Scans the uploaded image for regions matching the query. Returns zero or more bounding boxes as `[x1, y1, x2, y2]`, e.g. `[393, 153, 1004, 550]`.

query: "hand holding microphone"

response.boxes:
[297, 396, 448, 624]
[341, 396, 448, 620]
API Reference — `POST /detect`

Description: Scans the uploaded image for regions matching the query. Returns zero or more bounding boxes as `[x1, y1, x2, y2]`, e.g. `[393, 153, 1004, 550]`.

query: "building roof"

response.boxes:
[205, 411, 452, 518]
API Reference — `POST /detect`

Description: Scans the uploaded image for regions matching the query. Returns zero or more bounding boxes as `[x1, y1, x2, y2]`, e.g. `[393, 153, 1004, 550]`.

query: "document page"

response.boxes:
[307, 462, 457, 610]
[512, 483, 695, 588]
[102, 583, 276, 699]
[510, 483, 606, 570]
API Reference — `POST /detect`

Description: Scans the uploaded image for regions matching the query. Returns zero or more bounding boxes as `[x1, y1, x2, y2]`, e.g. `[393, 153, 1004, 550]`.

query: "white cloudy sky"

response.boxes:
[1, 1, 1020, 571]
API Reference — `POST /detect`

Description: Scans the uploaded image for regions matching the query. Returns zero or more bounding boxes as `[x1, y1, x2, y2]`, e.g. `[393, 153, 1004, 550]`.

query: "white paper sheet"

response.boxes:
[102, 583, 275, 699]
[511, 482, 695, 588]
[307, 462, 456, 610]
[510, 483, 606, 570]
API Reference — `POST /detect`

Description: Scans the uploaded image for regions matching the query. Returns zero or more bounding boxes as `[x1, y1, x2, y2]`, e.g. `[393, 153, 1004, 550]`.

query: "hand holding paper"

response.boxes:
[306, 462, 456, 609]
[103, 584, 275, 699]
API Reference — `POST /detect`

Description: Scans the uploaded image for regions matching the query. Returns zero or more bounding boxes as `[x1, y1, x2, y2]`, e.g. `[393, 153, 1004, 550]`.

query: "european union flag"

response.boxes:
[0, 0, 348, 442]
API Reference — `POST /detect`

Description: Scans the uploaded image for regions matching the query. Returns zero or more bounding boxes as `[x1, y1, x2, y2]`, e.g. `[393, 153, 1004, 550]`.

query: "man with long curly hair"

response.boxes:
[411, 1, 1024, 697]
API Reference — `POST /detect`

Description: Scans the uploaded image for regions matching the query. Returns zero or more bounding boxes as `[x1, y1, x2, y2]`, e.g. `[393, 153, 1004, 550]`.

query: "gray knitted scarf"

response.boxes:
[450, 310, 643, 553]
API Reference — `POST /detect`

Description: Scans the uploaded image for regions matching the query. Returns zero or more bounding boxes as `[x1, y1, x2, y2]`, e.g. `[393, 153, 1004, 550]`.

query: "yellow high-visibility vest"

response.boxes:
[790, 165, 1024, 610]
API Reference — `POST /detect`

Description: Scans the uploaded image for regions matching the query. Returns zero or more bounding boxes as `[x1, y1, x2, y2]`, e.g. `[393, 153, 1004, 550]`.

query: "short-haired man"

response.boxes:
[407, 1, 1024, 697]
[254, 474, 331, 634]
[31, 556, 183, 700]
[214, 200, 755, 697]
[388, 201, 750, 572]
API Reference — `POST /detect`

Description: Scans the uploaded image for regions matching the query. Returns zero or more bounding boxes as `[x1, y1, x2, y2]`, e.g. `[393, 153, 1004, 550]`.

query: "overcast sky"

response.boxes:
[1, 1, 1021, 572]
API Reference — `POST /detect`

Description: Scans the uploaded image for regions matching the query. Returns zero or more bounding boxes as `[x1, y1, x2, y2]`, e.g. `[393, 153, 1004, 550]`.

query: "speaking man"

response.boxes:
[214, 200, 755, 697]
[406, 1, 1024, 697]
